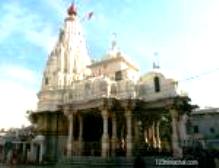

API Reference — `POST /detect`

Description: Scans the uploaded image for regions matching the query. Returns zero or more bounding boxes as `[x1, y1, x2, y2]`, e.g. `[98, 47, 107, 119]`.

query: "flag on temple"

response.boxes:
[87, 12, 94, 20]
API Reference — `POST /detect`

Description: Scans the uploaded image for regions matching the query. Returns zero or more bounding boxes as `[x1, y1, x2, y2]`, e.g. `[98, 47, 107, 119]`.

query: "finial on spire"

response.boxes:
[67, 2, 77, 16]
[111, 33, 117, 50]
[153, 52, 160, 69]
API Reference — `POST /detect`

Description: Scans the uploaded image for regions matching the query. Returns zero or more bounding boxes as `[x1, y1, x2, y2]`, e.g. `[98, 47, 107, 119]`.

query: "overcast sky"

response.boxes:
[0, 0, 219, 129]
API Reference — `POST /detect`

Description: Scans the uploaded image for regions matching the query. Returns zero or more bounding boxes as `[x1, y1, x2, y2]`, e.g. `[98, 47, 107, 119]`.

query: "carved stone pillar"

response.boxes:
[148, 127, 153, 146]
[152, 121, 157, 148]
[22, 142, 26, 161]
[78, 114, 83, 156]
[170, 109, 182, 158]
[39, 142, 44, 163]
[67, 114, 74, 157]
[178, 114, 188, 147]
[111, 113, 117, 157]
[30, 143, 36, 162]
[101, 108, 109, 157]
[126, 109, 132, 157]
[144, 129, 148, 143]
[156, 121, 161, 149]
[145, 128, 149, 145]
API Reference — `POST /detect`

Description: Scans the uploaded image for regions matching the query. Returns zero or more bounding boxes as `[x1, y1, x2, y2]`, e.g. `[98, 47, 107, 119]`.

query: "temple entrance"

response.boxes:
[83, 112, 103, 156]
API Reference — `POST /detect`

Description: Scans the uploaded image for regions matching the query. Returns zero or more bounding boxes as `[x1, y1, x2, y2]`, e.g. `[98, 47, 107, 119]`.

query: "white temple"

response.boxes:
[30, 3, 192, 163]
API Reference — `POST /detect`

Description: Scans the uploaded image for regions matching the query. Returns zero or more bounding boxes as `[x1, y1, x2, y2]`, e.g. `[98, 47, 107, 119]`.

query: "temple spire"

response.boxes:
[41, 3, 91, 91]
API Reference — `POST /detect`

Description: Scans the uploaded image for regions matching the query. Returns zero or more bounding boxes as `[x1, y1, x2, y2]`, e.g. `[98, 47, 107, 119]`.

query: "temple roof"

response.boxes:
[88, 53, 139, 71]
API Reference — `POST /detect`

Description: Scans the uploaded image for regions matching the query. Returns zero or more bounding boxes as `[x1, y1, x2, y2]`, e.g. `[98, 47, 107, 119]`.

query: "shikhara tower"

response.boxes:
[30, 3, 193, 164]
[38, 4, 91, 111]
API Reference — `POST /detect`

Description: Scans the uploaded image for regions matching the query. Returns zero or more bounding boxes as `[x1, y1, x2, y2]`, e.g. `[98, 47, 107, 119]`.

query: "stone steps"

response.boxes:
[56, 156, 157, 168]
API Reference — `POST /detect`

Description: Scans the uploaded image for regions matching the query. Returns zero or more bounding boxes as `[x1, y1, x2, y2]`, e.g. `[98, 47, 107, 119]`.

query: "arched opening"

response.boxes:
[154, 76, 160, 92]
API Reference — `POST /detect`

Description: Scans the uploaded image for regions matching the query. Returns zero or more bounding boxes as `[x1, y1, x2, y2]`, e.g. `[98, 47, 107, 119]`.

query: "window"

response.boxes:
[45, 77, 49, 85]
[193, 125, 199, 133]
[186, 120, 192, 134]
[154, 76, 160, 92]
[210, 127, 215, 134]
[111, 85, 117, 95]
[85, 83, 91, 90]
[115, 71, 122, 81]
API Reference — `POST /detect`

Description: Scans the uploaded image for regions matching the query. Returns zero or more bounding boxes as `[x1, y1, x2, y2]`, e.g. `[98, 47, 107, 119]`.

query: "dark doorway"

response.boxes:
[83, 112, 102, 156]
